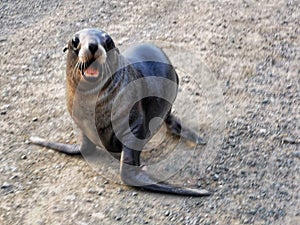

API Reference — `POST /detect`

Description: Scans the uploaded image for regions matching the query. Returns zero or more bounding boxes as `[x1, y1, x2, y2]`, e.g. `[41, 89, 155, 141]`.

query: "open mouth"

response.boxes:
[79, 59, 100, 81]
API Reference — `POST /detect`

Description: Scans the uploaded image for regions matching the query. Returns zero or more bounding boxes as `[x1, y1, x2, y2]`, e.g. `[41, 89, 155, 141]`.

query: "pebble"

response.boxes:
[10, 175, 19, 180]
[258, 128, 267, 135]
[261, 99, 269, 104]
[190, 217, 201, 225]
[117, 188, 123, 194]
[0, 104, 10, 115]
[248, 209, 257, 215]
[115, 215, 122, 221]
[282, 137, 296, 144]
[212, 174, 219, 181]
[92, 212, 105, 220]
[98, 189, 104, 196]
[170, 216, 176, 222]
[197, 181, 202, 187]
[182, 76, 190, 83]
[164, 210, 170, 216]
[1, 104, 10, 110]
[243, 217, 251, 224]
[32, 117, 38, 122]
[65, 194, 76, 201]
[103, 180, 109, 185]
[1, 182, 12, 189]
[292, 151, 300, 158]
[87, 188, 97, 194]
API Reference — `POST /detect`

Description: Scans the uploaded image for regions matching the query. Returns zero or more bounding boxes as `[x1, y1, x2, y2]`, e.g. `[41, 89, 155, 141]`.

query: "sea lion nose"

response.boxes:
[88, 43, 98, 55]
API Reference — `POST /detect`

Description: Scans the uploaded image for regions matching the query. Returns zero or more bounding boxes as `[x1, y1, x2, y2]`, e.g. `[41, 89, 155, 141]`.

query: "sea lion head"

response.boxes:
[64, 28, 119, 82]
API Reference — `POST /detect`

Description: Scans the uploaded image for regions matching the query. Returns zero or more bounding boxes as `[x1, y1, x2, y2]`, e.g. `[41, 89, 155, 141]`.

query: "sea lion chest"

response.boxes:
[70, 90, 114, 148]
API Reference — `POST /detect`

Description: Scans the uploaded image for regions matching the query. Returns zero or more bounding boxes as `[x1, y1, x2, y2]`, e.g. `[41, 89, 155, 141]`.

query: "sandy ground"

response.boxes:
[0, 0, 299, 224]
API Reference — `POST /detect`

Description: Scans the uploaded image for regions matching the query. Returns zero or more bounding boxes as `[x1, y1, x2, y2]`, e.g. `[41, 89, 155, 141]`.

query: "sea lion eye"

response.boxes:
[72, 36, 80, 49]
[104, 36, 115, 51]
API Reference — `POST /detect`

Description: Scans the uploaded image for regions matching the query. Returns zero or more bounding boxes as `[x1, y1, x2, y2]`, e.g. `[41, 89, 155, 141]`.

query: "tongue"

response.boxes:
[84, 66, 98, 77]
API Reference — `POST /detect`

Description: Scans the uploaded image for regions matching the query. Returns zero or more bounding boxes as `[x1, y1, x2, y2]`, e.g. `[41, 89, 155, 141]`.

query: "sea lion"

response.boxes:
[30, 28, 209, 196]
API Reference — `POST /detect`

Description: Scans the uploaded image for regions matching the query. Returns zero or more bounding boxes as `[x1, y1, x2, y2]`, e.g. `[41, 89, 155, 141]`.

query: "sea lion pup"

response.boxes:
[30, 28, 209, 196]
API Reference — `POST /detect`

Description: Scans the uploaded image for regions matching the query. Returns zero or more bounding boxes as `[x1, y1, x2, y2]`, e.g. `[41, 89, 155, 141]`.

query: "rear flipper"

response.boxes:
[120, 147, 210, 196]
[29, 134, 96, 155]
[165, 114, 206, 145]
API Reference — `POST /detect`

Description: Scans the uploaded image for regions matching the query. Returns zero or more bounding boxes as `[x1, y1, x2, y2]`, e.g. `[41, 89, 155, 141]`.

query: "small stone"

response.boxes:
[243, 217, 251, 224]
[92, 212, 105, 220]
[1, 104, 10, 110]
[115, 215, 122, 221]
[241, 170, 247, 176]
[229, 132, 235, 138]
[248, 160, 256, 167]
[53, 164, 63, 169]
[212, 174, 219, 181]
[88, 188, 97, 194]
[0, 111, 6, 115]
[164, 210, 170, 216]
[10, 175, 19, 180]
[292, 151, 300, 158]
[261, 99, 269, 104]
[248, 209, 257, 215]
[258, 129, 267, 135]
[10, 166, 18, 173]
[98, 189, 104, 196]
[131, 192, 138, 196]
[32, 117, 38, 122]
[1, 182, 12, 189]
[197, 181, 202, 187]
[65, 194, 76, 201]
[170, 216, 176, 222]
[282, 137, 295, 144]
[103, 180, 109, 185]
[182, 76, 190, 83]
[21, 155, 27, 160]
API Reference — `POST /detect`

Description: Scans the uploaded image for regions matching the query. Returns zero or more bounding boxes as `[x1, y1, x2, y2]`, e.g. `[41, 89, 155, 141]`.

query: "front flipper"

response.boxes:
[29, 134, 96, 155]
[120, 147, 210, 196]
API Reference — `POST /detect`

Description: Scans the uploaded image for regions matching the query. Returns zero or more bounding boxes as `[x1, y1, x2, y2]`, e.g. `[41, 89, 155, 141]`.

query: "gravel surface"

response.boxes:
[0, 0, 299, 224]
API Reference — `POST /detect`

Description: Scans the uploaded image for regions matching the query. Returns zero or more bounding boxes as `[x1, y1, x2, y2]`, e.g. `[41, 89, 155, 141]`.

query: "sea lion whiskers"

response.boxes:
[105, 60, 113, 80]
[77, 62, 110, 96]
[72, 59, 80, 80]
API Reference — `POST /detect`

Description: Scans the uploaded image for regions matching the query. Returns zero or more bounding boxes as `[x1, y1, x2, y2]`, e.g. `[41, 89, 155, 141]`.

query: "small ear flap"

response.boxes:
[63, 45, 68, 53]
